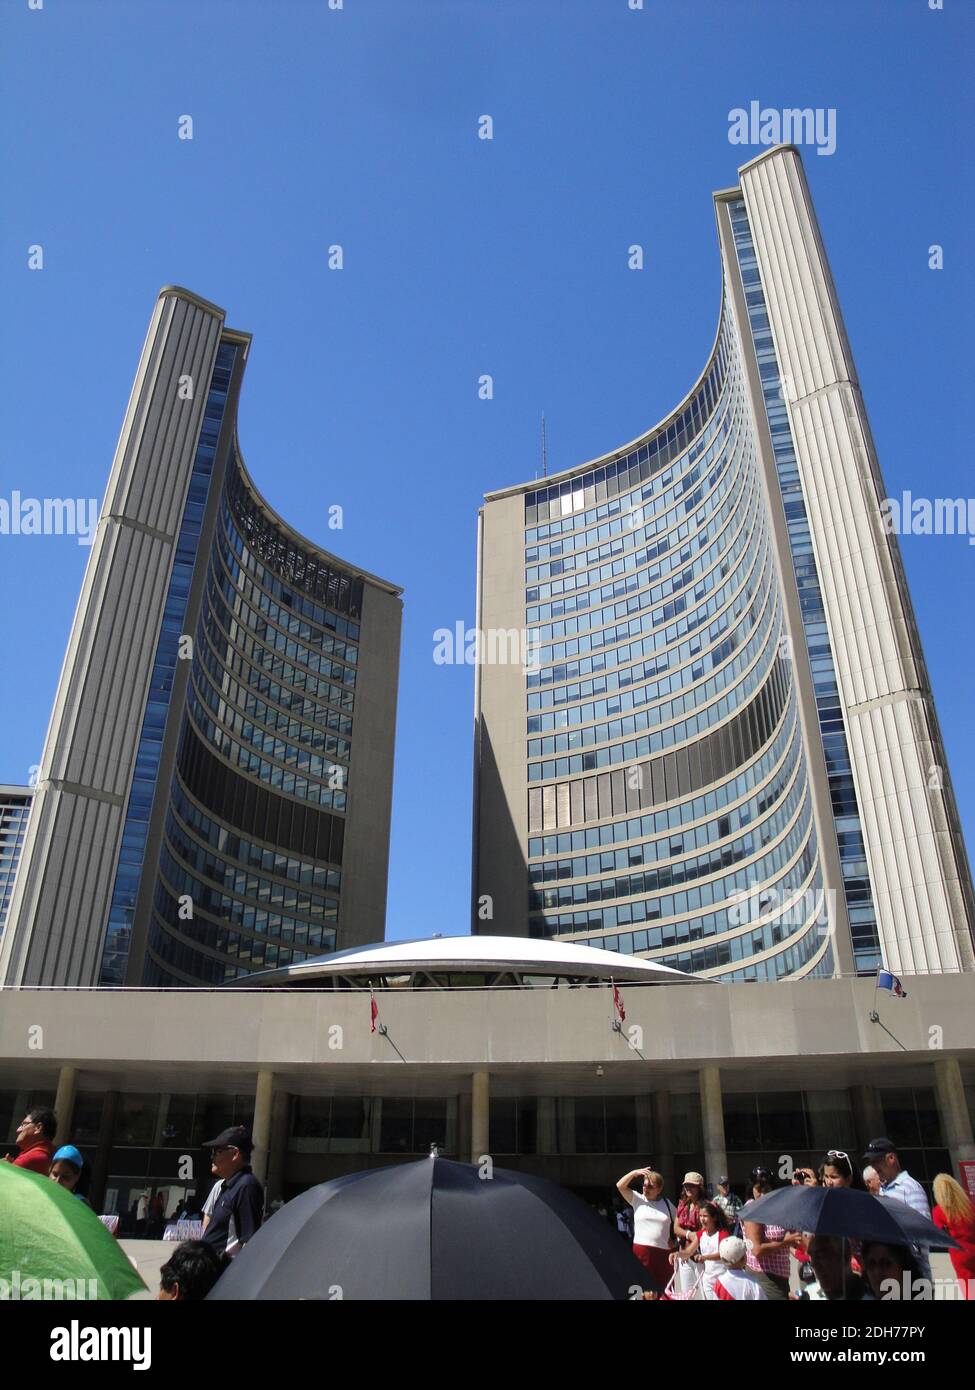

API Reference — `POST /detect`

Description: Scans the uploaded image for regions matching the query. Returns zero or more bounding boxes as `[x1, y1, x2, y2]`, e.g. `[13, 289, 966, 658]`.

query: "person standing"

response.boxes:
[821, 1150, 863, 1190]
[863, 1166, 881, 1195]
[2, 1107, 56, 1174]
[743, 1165, 801, 1300]
[932, 1174, 975, 1299]
[862, 1137, 932, 1281]
[49, 1144, 91, 1205]
[713, 1236, 768, 1301]
[806, 1234, 867, 1301]
[616, 1166, 675, 1292]
[200, 1126, 263, 1260]
[674, 1202, 729, 1300]
[674, 1171, 707, 1293]
[713, 1176, 743, 1230]
[157, 1241, 224, 1301]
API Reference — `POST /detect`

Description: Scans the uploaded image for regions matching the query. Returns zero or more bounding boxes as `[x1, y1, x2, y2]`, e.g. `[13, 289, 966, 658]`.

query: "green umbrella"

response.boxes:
[0, 1163, 147, 1300]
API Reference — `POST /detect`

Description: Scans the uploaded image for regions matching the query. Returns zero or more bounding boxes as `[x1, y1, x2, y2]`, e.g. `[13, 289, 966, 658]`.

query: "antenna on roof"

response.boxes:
[541, 413, 548, 477]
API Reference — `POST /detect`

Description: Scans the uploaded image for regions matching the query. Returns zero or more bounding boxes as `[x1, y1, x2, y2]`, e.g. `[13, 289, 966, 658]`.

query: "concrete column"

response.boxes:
[652, 1090, 673, 1190]
[53, 1065, 77, 1147]
[265, 1089, 290, 1207]
[251, 1070, 275, 1189]
[934, 1057, 975, 1172]
[471, 1070, 490, 1163]
[699, 1067, 727, 1190]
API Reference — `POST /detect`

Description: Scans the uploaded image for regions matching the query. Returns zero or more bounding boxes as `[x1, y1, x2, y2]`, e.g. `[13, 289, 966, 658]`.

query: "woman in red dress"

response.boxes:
[932, 1174, 975, 1299]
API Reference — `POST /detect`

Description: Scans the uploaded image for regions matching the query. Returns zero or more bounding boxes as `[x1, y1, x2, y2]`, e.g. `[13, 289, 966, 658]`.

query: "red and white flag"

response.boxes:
[370, 989, 379, 1034]
[613, 982, 626, 1023]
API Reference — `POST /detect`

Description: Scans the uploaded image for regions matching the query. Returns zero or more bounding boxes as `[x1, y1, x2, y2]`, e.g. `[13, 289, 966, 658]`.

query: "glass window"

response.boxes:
[573, 1097, 605, 1154]
[379, 1098, 413, 1153]
[758, 1092, 807, 1150]
[804, 1090, 854, 1153]
[670, 1091, 703, 1152]
[113, 1094, 160, 1147]
[722, 1093, 759, 1151]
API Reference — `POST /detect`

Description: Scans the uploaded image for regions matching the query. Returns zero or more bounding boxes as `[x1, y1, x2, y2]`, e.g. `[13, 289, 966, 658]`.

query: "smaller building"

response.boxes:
[1, 937, 972, 1224]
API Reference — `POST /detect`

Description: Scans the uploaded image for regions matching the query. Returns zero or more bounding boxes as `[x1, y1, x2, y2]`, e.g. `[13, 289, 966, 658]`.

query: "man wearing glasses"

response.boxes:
[200, 1126, 264, 1261]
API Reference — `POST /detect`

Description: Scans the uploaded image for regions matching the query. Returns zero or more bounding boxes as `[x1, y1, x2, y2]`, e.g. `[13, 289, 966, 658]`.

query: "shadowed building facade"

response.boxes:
[473, 146, 975, 983]
[0, 289, 402, 988]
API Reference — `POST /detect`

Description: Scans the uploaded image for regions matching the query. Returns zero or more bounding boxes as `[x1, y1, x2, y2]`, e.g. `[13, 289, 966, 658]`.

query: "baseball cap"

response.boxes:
[682, 1171, 704, 1186]
[203, 1124, 253, 1154]
[862, 1136, 897, 1160]
[717, 1175, 730, 1186]
[52, 1144, 84, 1168]
[719, 1237, 746, 1265]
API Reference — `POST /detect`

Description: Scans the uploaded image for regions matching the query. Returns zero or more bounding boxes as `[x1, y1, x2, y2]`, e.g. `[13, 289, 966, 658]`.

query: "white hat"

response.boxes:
[719, 1236, 747, 1266]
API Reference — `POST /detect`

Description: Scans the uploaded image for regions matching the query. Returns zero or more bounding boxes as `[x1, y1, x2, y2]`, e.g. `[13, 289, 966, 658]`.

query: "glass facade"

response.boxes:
[520, 309, 833, 981]
[727, 198, 882, 974]
[100, 343, 239, 984]
[142, 446, 362, 987]
[93, 326, 383, 989]
[0, 789, 31, 940]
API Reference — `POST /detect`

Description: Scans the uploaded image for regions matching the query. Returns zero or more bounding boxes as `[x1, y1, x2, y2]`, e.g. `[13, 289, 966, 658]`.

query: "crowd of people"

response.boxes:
[7, 1103, 975, 1302]
[613, 1138, 975, 1301]
[4, 1108, 266, 1300]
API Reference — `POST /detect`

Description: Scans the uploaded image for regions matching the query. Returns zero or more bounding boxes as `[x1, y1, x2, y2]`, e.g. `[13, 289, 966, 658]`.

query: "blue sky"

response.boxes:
[1, 0, 972, 944]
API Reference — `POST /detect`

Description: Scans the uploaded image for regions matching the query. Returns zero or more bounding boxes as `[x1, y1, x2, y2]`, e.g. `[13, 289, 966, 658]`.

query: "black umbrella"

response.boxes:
[740, 1186, 957, 1248]
[207, 1156, 654, 1300]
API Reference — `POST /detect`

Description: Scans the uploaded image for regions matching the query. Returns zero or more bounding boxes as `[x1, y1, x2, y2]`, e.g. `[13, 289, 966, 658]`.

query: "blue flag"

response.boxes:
[877, 970, 907, 999]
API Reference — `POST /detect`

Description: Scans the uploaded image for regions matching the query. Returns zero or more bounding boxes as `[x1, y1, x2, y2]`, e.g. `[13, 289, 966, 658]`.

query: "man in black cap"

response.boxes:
[200, 1125, 264, 1260]
[862, 1136, 931, 1281]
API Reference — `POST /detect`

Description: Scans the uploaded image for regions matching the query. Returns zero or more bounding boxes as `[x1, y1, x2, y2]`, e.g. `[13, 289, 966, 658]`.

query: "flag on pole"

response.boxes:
[877, 970, 907, 999]
[370, 987, 380, 1033]
[613, 982, 626, 1024]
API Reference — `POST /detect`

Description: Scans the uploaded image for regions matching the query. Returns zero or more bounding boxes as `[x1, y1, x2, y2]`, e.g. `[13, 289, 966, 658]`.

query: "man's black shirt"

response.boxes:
[201, 1167, 264, 1255]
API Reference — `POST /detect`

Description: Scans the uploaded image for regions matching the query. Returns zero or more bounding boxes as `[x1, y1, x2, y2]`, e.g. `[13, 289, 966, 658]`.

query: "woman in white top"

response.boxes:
[616, 1167, 676, 1293]
[673, 1202, 729, 1299]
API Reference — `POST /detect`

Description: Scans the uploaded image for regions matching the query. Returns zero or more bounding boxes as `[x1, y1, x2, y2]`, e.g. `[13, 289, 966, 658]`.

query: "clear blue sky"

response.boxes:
[1, 0, 972, 944]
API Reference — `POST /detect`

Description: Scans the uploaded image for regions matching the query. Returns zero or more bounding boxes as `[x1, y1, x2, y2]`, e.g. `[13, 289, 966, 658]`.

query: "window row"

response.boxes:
[528, 516, 768, 671]
[202, 600, 355, 713]
[524, 335, 732, 528]
[528, 633, 781, 785]
[530, 739, 799, 883]
[169, 781, 341, 893]
[187, 693, 349, 810]
[214, 526, 359, 665]
[528, 585, 777, 755]
[225, 456, 363, 620]
[528, 659, 790, 832]
[165, 811, 339, 919]
[536, 837, 820, 954]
